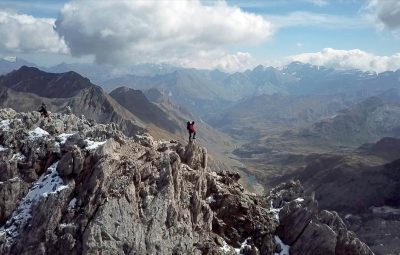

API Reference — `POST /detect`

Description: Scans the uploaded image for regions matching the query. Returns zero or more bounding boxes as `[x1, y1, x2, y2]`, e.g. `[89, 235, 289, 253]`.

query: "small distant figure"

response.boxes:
[65, 105, 72, 115]
[38, 103, 49, 118]
[187, 121, 196, 142]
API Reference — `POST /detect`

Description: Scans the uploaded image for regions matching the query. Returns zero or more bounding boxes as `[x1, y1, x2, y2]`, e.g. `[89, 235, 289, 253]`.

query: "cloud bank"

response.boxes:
[0, 10, 68, 54]
[54, 0, 273, 71]
[287, 48, 400, 73]
[366, 0, 400, 30]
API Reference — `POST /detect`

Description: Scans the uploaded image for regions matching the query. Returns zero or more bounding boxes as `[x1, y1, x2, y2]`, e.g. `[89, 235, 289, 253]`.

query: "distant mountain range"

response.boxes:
[0, 57, 37, 75]
[1, 58, 399, 120]
[300, 90, 400, 145]
[0, 66, 235, 157]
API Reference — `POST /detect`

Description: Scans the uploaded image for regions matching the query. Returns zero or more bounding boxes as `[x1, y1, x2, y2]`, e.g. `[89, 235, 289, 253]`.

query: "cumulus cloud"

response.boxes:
[366, 0, 400, 30]
[0, 10, 68, 54]
[54, 0, 273, 71]
[176, 50, 255, 72]
[287, 48, 400, 73]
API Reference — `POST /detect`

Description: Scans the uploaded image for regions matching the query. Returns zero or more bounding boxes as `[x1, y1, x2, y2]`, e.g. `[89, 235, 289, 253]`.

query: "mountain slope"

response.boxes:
[0, 66, 93, 98]
[0, 109, 373, 255]
[303, 95, 400, 145]
[0, 67, 146, 136]
[209, 93, 350, 140]
[109, 87, 179, 133]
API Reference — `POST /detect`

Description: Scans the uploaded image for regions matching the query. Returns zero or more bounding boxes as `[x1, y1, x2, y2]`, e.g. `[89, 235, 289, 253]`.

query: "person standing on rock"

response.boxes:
[38, 103, 49, 118]
[187, 121, 196, 142]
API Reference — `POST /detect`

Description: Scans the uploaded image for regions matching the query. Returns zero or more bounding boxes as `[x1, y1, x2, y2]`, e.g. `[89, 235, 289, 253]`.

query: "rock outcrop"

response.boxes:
[0, 109, 374, 255]
[270, 182, 374, 255]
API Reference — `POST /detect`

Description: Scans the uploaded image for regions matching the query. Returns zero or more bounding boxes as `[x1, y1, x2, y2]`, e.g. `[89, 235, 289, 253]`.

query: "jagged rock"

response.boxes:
[0, 109, 374, 255]
[0, 179, 29, 224]
[272, 181, 374, 255]
[290, 222, 337, 255]
[276, 196, 318, 245]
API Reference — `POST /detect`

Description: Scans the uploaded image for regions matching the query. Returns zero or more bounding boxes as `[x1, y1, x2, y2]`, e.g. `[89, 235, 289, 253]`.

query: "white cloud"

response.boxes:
[54, 0, 273, 71]
[287, 48, 400, 73]
[176, 50, 255, 72]
[366, 0, 400, 30]
[0, 10, 68, 54]
[266, 11, 366, 29]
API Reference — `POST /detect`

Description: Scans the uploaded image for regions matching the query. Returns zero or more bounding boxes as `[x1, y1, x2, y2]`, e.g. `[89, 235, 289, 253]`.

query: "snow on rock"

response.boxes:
[68, 197, 77, 210]
[10, 153, 25, 162]
[371, 205, 400, 215]
[269, 201, 283, 221]
[1, 162, 68, 240]
[234, 237, 252, 254]
[0, 145, 8, 151]
[28, 127, 49, 139]
[206, 195, 216, 204]
[220, 240, 235, 253]
[85, 139, 106, 150]
[57, 133, 76, 145]
[0, 119, 10, 131]
[294, 197, 304, 203]
[274, 235, 290, 255]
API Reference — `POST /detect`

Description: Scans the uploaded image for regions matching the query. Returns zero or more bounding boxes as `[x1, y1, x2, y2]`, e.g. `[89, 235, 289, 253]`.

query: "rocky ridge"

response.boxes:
[0, 109, 373, 254]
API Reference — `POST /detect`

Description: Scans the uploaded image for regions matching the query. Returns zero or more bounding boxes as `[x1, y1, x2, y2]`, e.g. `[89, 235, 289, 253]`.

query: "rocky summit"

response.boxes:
[0, 109, 373, 255]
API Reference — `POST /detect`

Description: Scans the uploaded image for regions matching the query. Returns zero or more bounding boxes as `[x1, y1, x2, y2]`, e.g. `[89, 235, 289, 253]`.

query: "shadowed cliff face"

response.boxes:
[0, 109, 373, 255]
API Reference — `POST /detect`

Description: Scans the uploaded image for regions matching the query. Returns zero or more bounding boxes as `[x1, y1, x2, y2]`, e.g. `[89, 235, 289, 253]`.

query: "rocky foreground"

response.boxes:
[0, 109, 373, 255]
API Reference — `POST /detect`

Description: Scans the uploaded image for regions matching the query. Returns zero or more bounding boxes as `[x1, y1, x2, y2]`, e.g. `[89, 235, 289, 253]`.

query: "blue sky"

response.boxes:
[0, 0, 399, 72]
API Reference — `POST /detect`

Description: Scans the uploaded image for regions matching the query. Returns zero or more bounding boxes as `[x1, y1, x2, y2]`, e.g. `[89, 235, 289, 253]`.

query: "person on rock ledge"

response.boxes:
[187, 121, 196, 142]
[38, 102, 49, 118]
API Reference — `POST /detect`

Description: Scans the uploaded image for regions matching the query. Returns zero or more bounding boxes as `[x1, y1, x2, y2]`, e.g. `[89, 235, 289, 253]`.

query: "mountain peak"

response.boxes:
[0, 108, 374, 255]
[0, 66, 92, 98]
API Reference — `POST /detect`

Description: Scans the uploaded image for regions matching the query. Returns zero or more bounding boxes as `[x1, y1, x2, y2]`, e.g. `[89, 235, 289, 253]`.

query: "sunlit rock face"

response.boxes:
[0, 109, 373, 255]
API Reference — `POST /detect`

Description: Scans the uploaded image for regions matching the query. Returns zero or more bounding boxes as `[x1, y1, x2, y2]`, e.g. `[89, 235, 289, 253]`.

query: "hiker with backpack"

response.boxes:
[187, 121, 196, 142]
[38, 103, 49, 118]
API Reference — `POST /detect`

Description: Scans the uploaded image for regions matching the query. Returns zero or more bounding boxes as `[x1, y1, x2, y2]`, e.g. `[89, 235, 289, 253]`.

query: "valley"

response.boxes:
[0, 60, 399, 254]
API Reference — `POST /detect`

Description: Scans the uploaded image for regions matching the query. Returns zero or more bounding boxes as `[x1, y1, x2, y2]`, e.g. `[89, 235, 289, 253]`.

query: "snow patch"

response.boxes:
[3, 56, 16, 62]
[294, 197, 304, 203]
[1, 162, 68, 239]
[57, 133, 76, 145]
[68, 197, 77, 210]
[85, 139, 106, 150]
[269, 201, 283, 221]
[10, 153, 25, 161]
[206, 195, 216, 204]
[0, 119, 10, 131]
[345, 214, 353, 220]
[28, 127, 49, 139]
[234, 237, 252, 254]
[274, 236, 290, 255]
[371, 206, 400, 215]
[0, 145, 8, 151]
[220, 240, 234, 253]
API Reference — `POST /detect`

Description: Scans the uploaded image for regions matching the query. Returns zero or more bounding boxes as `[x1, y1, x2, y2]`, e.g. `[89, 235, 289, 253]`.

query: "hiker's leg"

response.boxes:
[193, 132, 196, 139]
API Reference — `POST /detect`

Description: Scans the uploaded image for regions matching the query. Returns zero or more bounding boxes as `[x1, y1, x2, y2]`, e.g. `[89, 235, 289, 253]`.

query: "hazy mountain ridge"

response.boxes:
[0, 57, 37, 75]
[302, 92, 400, 145]
[209, 93, 352, 140]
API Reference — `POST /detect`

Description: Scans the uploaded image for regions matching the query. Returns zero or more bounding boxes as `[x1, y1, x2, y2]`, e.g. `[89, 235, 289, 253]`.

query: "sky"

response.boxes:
[0, 0, 399, 72]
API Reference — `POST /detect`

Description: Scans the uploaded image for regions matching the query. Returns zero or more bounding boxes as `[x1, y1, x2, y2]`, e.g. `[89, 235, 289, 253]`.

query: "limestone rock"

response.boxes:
[0, 109, 374, 255]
